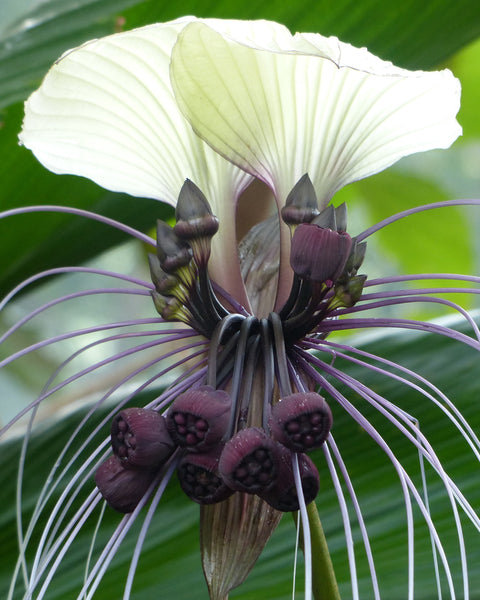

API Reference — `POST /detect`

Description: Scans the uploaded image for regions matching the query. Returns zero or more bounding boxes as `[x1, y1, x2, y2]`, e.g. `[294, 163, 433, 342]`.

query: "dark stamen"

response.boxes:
[269, 312, 292, 397]
[207, 314, 245, 387]
[226, 316, 259, 437]
[260, 318, 275, 431]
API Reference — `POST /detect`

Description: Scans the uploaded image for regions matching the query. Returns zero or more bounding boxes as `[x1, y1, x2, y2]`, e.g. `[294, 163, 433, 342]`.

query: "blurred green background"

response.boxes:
[0, 1, 479, 599]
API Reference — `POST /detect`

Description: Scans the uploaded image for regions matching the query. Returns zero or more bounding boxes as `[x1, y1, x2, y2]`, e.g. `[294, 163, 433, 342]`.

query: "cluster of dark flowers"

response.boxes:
[95, 175, 360, 515]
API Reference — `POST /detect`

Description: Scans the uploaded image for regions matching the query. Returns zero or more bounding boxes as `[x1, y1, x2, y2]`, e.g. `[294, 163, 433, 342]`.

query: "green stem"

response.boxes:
[296, 503, 341, 600]
[308, 502, 341, 600]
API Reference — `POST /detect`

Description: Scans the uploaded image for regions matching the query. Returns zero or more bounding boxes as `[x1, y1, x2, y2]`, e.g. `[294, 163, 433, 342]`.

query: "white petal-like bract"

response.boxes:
[171, 21, 462, 207]
[19, 18, 253, 301]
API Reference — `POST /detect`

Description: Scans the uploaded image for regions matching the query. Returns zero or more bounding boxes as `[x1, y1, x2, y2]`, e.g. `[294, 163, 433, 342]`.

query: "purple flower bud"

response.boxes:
[147, 253, 179, 294]
[167, 386, 231, 451]
[111, 407, 176, 467]
[281, 174, 319, 225]
[290, 223, 352, 284]
[174, 216, 219, 241]
[261, 450, 319, 512]
[94, 456, 155, 513]
[174, 179, 219, 240]
[177, 447, 235, 505]
[174, 180, 219, 240]
[156, 220, 193, 273]
[269, 392, 332, 452]
[218, 427, 281, 494]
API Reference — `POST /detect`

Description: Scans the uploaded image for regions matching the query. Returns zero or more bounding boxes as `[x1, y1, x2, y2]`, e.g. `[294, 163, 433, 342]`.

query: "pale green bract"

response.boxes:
[170, 20, 461, 208]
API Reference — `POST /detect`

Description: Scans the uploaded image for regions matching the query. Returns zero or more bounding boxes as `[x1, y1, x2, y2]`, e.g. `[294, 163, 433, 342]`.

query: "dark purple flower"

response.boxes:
[95, 456, 156, 513]
[111, 407, 176, 467]
[166, 386, 231, 451]
[290, 223, 352, 285]
[260, 450, 319, 512]
[218, 427, 281, 493]
[177, 447, 234, 504]
[269, 392, 333, 452]
[2, 18, 477, 600]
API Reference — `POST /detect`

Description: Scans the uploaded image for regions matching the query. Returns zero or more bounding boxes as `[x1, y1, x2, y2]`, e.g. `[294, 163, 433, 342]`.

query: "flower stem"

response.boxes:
[300, 503, 341, 600]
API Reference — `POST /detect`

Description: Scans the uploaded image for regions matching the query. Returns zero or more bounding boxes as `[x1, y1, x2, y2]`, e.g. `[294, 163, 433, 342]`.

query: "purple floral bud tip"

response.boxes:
[261, 451, 319, 512]
[167, 386, 231, 451]
[111, 407, 176, 467]
[290, 222, 352, 284]
[94, 456, 156, 513]
[177, 448, 234, 505]
[269, 392, 332, 452]
[174, 215, 219, 240]
[218, 427, 281, 493]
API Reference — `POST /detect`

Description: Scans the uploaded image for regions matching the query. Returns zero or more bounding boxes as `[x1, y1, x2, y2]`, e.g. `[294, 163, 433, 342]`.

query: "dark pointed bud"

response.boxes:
[219, 427, 281, 494]
[174, 179, 219, 240]
[333, 274, 367, 308]
[150, 289, 167, 315]
[151, 290, 185, 322]
[261, 450, 319, 512]
[111, 407, 176, 468]
[312, 204, 336, 230]
[148, 254, 178, 294]
[156, 220, 193, 273]
[342, 238, 367, 279]
[334, 203, 347, 232]
[94, 456, 155, 513]
[167, 386, 231, 451]
[177, 447, 235, 505]
[160, 295, 184, 321]
[281, 174, 319, 225]
[269, 392, 332, 452]
[290, 223, 353, 284]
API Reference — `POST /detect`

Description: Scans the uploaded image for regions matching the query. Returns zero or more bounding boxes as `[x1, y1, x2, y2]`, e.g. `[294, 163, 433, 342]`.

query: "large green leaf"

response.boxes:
[1, 322, 478, 599]
[124, 0, 480, 70]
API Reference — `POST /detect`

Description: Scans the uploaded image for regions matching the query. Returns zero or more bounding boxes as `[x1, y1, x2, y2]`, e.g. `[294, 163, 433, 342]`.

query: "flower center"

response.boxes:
[96, 174, 367, 513]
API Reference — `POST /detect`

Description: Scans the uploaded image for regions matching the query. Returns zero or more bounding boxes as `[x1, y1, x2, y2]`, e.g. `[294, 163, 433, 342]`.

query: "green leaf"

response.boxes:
[1, 322, 478, 598]
[124, 0, 480, 70]
[451, 38, 480, 141]
[0, 0, 143, 109]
